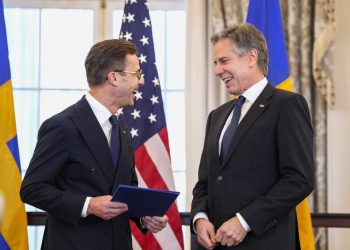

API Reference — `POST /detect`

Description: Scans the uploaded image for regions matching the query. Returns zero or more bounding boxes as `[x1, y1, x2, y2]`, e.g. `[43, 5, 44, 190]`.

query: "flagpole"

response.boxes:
[100, 0, 106, 39]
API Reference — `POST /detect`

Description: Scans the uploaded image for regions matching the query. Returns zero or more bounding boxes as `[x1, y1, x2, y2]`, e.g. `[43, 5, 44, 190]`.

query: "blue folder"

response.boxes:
[112, 184, 180, 217]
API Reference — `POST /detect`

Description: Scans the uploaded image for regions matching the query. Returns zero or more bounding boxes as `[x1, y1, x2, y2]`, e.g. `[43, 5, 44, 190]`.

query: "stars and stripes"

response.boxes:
[119, 0, 184, 249]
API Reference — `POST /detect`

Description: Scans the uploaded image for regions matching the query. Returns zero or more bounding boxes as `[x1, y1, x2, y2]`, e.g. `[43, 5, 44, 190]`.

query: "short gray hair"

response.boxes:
[211, 23, 268, 76]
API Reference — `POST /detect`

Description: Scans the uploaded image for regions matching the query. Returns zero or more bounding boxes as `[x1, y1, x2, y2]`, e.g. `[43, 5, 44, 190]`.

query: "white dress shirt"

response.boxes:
[194, 78, 268, 232]
[80, 93, 118, 217]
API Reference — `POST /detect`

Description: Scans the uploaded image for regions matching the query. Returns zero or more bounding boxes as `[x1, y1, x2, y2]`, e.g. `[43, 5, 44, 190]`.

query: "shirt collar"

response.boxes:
[85, 92, 116, 126]
[241, 77, 268, 103]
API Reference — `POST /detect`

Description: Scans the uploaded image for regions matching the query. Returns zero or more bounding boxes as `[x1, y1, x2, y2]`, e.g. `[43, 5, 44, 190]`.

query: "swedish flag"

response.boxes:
[0, 0, 29, 249]
[246, 0, 315, 249]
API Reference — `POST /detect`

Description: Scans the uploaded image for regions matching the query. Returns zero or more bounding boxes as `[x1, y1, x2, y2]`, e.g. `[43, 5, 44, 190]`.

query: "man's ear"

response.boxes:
[107, 72, 119, 86]
[247, 48, 258, 67]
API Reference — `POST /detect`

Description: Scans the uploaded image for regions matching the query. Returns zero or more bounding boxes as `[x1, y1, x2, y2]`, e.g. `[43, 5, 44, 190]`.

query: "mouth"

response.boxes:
[222, 76, 233, 84]
[132, 89, 139, 100]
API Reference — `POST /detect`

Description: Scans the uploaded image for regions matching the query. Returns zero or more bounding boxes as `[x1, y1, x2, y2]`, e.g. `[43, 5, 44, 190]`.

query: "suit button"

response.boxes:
[217, 176, 223, 181]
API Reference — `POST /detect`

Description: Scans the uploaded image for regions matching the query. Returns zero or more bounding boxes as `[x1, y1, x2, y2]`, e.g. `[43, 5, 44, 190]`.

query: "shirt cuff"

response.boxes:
[81, 197, 92, 218]
[236, 212, 251, 232]
[193, 212, 208, 233]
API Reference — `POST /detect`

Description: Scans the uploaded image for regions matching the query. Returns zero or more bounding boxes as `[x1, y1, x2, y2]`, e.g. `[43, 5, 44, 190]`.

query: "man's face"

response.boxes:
[116, 54, 144, 107]
[213, 38, 251, 96]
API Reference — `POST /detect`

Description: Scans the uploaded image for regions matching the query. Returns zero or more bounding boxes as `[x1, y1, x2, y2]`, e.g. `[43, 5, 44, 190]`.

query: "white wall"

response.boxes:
[328, 0, 350, 249]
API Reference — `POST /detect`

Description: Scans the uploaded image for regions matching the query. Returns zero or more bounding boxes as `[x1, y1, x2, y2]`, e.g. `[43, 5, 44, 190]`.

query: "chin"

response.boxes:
[227, 88, 240, 96]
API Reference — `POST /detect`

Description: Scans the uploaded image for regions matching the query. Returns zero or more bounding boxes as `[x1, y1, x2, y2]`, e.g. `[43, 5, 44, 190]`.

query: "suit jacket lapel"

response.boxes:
[72, 97, 115, 185]
[220, 84, 275, 169]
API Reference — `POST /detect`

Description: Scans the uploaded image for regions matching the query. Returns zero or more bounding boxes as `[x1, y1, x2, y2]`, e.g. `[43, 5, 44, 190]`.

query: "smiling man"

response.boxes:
[190, 23, 314, 249]
[20, 39, 168, 250]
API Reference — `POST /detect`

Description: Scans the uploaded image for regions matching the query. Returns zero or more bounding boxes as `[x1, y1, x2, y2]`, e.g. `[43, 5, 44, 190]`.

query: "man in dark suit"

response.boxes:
[191, 23, 314, 249]
[20, 39, 168, 250]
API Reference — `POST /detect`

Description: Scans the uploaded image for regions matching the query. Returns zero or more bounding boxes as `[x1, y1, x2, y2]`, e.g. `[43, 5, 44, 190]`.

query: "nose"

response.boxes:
[214, 64, 224, 76]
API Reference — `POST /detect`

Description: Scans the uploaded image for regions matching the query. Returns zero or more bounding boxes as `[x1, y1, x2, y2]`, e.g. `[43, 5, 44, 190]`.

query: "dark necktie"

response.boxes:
[220, 95, 246, 162]
[109, 115, 120, 169]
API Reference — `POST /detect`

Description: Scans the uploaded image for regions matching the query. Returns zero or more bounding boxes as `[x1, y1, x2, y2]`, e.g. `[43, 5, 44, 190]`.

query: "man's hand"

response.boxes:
[142, 215, 168, 233]
[87, 195, 128, 220]
[215, 216, 247, 247]
[195, 218, 217, 250]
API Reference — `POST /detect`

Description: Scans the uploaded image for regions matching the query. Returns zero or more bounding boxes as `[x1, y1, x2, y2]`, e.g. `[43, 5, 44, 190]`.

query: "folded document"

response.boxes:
[112, 184, 180, 217]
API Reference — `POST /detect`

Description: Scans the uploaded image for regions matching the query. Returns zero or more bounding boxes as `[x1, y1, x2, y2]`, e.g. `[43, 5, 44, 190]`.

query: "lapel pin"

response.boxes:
[122, 130, 126, 134]
[259, 104, 265, 108]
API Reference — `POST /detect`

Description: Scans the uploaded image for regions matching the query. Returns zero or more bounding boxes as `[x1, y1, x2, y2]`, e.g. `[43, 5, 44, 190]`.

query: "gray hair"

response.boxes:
[211, 23, 268, 76]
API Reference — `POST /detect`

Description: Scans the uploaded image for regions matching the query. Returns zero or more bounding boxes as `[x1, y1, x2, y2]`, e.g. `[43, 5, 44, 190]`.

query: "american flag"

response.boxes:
[118, 0, 184, 249]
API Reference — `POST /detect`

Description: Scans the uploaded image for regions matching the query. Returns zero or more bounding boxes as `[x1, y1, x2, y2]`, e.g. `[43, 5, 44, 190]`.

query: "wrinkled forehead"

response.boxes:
[213, 38, 236, 60]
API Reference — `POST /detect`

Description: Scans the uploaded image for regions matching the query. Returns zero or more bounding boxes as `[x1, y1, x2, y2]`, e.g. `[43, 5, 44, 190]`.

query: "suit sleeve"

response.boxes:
[190, 111, 214, 234]
[20, 118, 86, 225]
[239, 93, 314, 236]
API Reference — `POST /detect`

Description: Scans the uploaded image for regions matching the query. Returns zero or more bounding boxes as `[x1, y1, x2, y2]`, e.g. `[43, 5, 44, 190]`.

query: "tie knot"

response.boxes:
[235, 95, 246, 108]
[109, 115, 118, 126]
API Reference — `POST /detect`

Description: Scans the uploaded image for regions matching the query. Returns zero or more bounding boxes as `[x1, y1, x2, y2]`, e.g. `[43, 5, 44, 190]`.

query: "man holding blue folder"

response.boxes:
[20, 39, 168, 250]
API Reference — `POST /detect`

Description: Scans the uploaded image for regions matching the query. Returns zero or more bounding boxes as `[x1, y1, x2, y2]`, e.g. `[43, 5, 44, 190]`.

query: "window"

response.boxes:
[4, 0, 186, 249]
[5, 4, 96, 168]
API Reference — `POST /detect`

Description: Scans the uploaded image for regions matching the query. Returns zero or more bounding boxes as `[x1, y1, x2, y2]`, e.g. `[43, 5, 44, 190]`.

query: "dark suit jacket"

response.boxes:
[191, 84, 314, 250]
[20, 97, 143, 250]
